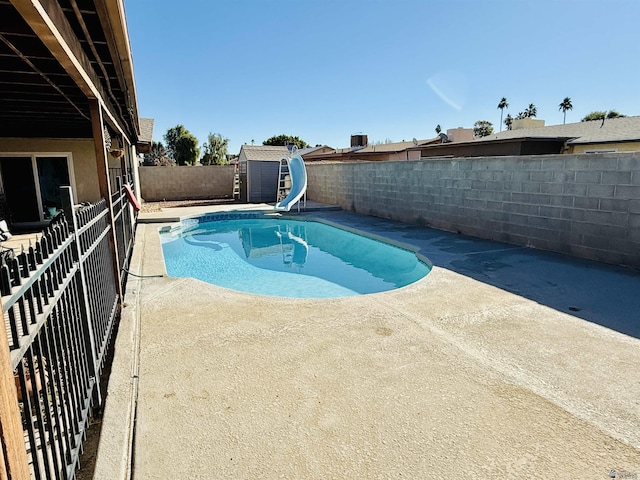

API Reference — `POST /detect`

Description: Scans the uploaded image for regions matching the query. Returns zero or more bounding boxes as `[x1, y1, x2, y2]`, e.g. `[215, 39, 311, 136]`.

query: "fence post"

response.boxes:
[0, 295, 30, 480]
[115, 177, 125, 276]
[89, 100, 123, 302]
[60, 187, 102, 407]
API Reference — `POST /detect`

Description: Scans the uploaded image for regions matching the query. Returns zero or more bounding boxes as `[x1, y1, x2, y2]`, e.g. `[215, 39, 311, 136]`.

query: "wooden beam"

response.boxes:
[95, 0, 140, 137]
[90, 99, 123, 302]
[9, 0, 131, 143]
[92, 1, 127, 95]
[0, 297, 31, 480]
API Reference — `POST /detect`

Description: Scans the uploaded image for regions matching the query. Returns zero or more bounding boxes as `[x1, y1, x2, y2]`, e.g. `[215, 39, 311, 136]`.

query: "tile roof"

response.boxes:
[353, 138, 439, 154]
[477, 115, 640, 145]
[138, 118, 154, 143]
[298, 145, 330, 156]
[240, 145, 289, 161]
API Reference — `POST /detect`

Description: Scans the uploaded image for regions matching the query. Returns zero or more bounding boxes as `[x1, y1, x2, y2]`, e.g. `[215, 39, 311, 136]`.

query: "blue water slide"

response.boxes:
[275, 154, 307, 212]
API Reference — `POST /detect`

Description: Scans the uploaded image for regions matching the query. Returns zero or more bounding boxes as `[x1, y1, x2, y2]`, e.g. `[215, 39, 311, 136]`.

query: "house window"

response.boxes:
[0, 153, 76, 225]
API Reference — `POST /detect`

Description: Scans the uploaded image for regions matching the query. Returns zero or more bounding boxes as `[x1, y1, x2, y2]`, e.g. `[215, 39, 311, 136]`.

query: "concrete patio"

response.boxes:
[94, 204, 640, 479]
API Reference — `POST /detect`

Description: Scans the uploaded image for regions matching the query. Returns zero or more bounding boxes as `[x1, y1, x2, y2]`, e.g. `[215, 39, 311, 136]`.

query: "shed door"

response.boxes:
[248, 161, 279, 203]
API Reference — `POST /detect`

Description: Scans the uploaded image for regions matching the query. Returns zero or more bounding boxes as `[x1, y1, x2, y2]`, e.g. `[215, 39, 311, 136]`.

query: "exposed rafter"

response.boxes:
[94, 0, 140, 138]
[8, 0, 132, 142]
[0, 31, 89, 121]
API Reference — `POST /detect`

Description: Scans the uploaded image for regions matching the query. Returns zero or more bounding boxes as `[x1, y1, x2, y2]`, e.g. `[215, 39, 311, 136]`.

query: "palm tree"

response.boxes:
[497, 97, 508, 132]
[559, 97, 573, 124]
[504, 114, 513, 130]
[525, 103, 537, 118]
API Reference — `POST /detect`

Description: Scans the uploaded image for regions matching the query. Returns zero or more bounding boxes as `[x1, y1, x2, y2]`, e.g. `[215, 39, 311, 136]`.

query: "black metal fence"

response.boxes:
[1, 180, 136, 479]
[112, 177, 135, 287]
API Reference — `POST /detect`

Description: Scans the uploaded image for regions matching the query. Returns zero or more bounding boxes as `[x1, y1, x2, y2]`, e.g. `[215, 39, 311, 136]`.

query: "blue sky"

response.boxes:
[126, 0, 640, 155]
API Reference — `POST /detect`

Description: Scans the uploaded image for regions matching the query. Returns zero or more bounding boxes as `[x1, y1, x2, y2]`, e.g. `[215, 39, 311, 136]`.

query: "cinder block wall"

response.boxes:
[306, 153, 640, 269]
[139, 165, 235, 201]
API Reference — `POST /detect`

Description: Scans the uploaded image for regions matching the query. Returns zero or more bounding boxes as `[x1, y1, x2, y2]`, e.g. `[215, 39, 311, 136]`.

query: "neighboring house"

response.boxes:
[349, 139, 440, 162]
[137, 118, 155, 155]
[304, 136, 442, 162]
[238, 145, 290, 203]
[299, 145, 334, 157]
[484, 116, 640, 153]
[0, 0, 146, 230]
[415, 116, 640, 158]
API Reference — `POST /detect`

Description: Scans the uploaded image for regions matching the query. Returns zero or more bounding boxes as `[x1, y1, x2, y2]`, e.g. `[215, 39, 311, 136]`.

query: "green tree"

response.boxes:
[435, 124, 442, 135]
[263, 134, 310, 149]
[581, 111, 607, 122]
[559, 97, 573, 124]
[497, 97, 508, 132]
[143, 141, 174, 166]
[504, 114, 513, 131]
[514, 104, 537, 121]
[174, 133, 200, 165]
[473, 120, 494, 138]
[581, 110, 626, 122]
[524, 103, 537, 118]
[164, 124, 187, 160]
[606, 110, 626, 119]
[201, 133, 229, 165]
[164, 124, 199, 165]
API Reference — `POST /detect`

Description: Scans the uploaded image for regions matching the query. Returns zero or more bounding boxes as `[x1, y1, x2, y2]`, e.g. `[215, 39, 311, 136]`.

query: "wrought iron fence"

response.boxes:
[1, 180, 136, 479]
[112, 176, 135, 286]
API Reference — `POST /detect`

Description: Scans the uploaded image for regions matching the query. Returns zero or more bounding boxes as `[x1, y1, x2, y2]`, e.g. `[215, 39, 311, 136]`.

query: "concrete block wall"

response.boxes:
[306, 153, 640, 269]
[139, 165, 235, 201]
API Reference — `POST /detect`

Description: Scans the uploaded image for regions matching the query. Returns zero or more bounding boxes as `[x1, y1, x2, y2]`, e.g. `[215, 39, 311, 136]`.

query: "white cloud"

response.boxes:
[427, 70, 469, 112]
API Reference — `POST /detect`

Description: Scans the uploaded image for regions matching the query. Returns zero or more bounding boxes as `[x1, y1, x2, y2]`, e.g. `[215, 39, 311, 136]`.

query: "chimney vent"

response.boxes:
[351, 134, 368, 148]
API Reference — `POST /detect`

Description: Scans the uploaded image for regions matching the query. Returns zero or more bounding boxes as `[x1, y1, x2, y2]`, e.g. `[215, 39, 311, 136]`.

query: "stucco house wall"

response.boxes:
[569, 141, 640, 154]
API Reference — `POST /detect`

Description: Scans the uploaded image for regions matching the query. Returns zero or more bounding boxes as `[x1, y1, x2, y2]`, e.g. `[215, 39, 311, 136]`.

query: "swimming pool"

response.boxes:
[160, 216, 430, 298]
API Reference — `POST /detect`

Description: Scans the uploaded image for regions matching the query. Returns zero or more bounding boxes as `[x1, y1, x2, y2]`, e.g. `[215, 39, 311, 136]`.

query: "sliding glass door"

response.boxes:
[37, 156, 71, 217]
[0, 154, 73, 225]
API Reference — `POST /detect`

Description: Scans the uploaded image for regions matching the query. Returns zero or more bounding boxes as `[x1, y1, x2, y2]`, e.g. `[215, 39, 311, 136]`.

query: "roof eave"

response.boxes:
[417, 136, 571, 151]
[99, 0, 140, 137]
[568, 138, 640, 145]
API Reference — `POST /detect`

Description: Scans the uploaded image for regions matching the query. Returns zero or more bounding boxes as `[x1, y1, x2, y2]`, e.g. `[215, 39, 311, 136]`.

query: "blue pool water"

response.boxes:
[160, 218, 430, 298]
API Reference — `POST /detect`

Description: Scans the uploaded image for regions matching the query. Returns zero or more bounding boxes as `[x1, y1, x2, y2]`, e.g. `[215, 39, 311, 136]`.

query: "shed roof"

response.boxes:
[240, 145, 289, 161]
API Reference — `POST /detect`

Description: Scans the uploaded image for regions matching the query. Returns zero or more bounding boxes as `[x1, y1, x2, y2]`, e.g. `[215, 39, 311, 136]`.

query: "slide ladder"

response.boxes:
[275, 149, 307, 212]
[276, 158, 291, 203]
[232, 161, 240, 199]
